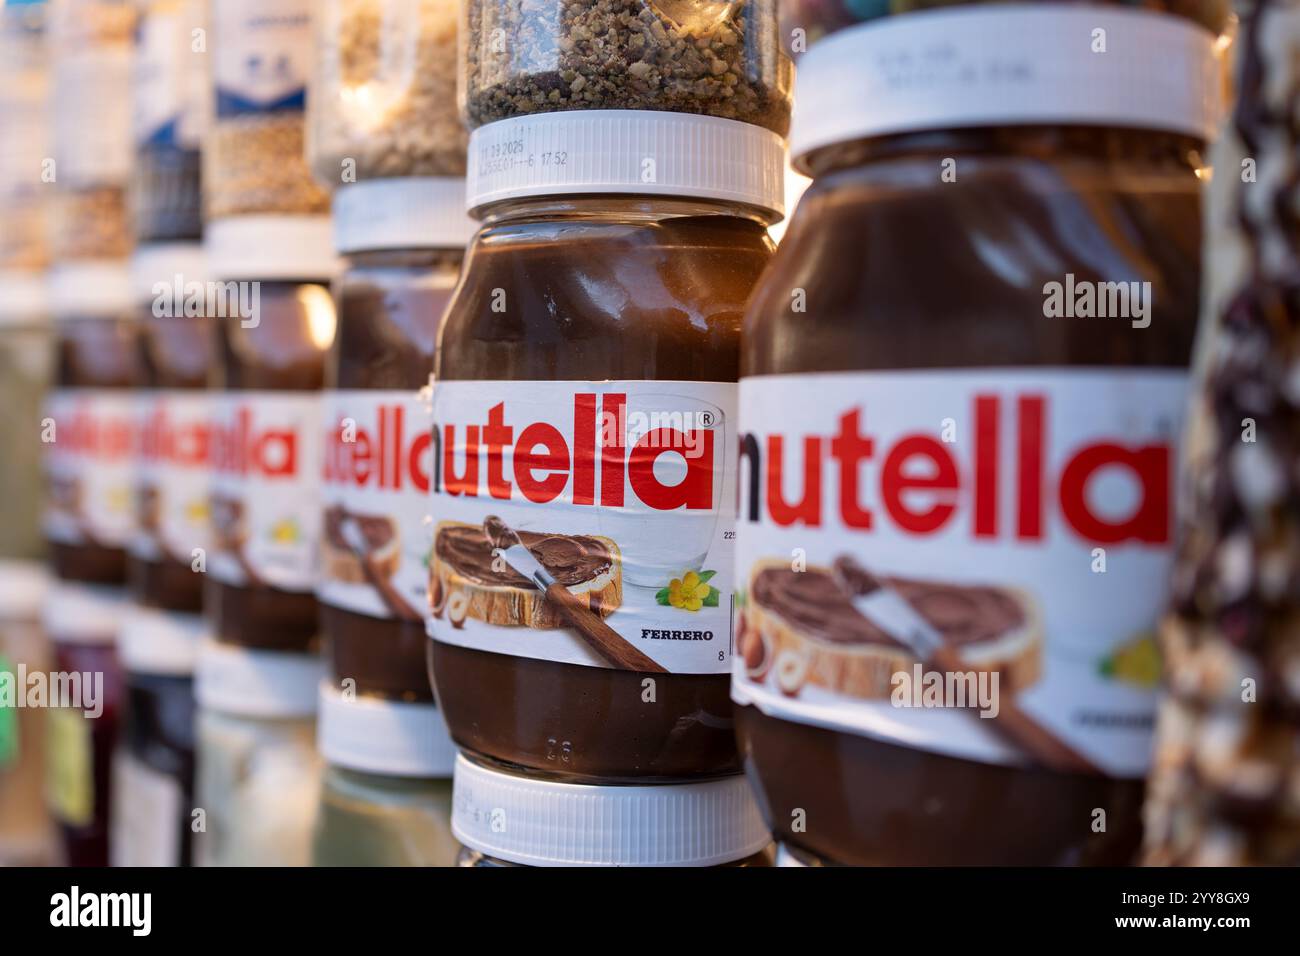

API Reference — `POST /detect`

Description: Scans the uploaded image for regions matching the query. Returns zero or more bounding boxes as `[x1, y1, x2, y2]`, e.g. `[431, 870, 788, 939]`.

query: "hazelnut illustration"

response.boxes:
[774, 650, 809, 698]
[447, 591, 470, 630]
[742, 618, 773, 682]
[428, 574, 447, 619]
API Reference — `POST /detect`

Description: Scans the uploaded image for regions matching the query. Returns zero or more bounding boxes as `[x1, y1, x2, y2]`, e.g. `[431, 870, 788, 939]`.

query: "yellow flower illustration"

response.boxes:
[270, 518, 299, 545]
[668, 571, 711, 612]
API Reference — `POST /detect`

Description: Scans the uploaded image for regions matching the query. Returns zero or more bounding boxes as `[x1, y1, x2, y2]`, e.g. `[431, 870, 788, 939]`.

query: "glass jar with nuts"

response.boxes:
[309, 0, 467, 188]
[461, 0, 793, 135]
[205, 0, 329, 220]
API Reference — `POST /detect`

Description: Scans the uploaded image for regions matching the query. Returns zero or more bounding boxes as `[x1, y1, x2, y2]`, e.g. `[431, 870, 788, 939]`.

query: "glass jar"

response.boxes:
[460, 0, 793, 134]
[131, 0, 206, 241]
[450, 754, 772, 866]
[0, 0, 50, 274]
[130, 243, 212, 614]
[194, 641, 322, 867]
[42, 580, 127, 867]
[309, 0, 465, 186]
[111, 605, 201, 867]
[733, 6, 1215, 864]
[207, 276, 336, 652]
[0, 281, 52, 561]
[428, 195, 774, 782]
[1143, 1, 1300, 867]
[314, 767, 455, 866]
[44, 264, 141, 587]
[206, 0, 329, 219]
[311, 683, 460, 866]
[0, 561, 55, 866]
[322, 179, 469, 701]
[48, 0, 135, 261]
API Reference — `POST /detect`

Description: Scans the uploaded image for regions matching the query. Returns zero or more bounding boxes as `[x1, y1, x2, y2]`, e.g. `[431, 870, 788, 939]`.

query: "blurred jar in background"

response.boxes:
[41, 580, 127, 867]
[0, 0, 51, 274]
[0, 0, 54, 561]
[0, 562, 55, 866]
[131, 0, 206, 242]
[47, 0, 136, 262]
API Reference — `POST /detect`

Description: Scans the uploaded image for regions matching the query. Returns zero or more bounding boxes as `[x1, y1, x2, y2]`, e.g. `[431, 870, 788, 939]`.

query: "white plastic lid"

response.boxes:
[42, 580, 128, 646]
[790, 6, 1223, 166]
[466, 110, 786, 221]
[0, 560, 48, 622]
[119, 604, 206, 676]
[333, 178, 476, 254]
[130, 242, 208, 306]
[205, 215, 338, 281]
[0, 271, 48, 325]
[317, 682, 458, 778]
[195, 639, 323, 719]
[451, 755, 771, 867]
[48, 261, 133, 319]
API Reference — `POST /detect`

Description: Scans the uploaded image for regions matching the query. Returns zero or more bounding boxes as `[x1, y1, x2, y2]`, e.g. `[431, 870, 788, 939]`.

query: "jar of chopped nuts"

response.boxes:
[308, 0, 467, 189]
[461, 0, 793, 136]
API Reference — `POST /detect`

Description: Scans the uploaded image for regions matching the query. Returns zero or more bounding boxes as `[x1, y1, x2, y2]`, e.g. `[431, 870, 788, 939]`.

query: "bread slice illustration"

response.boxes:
[741, 558, 1042, 701]
[431, 520, 622, 629]
[322, 506, 401, 583]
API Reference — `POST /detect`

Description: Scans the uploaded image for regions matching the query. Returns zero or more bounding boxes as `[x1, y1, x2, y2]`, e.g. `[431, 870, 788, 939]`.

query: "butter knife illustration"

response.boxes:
[832, 556, 1100, 776]
[338, 515, 422, 622]
[484, 516, 666, 673]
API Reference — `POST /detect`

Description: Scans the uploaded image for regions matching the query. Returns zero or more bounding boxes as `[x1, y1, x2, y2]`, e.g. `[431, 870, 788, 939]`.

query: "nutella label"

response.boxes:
[428, 381, 737, 674]
[43, 388, 136, 548]
[132, 390, 211, 566]
[733, 369, 1187, 777]
[320, 389, 434, 621]
[209, 392, 321, 592]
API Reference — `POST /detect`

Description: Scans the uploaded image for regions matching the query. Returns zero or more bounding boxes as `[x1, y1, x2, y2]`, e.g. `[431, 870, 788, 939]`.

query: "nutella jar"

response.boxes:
[205, 223, 337, 652]
[733, 6, 1223, 865]
[312, 682, 458, 867]
[321, 179, 471, 700]
[194, 639, 323, 866]
[0, 276, 51, 561]
[44, 263, 141, 586]
[429, 108, 785, 781]
[110, 604, 202, 867]
[451, 754, 771, 867]
[130, 243, 212, 614]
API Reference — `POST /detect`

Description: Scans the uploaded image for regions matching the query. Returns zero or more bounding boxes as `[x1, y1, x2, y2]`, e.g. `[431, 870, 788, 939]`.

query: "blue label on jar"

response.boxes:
[213, 0, 312, 118]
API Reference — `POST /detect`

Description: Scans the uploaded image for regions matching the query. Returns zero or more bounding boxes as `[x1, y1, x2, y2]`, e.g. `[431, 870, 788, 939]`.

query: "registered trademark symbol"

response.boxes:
[700, 412, 715, 427]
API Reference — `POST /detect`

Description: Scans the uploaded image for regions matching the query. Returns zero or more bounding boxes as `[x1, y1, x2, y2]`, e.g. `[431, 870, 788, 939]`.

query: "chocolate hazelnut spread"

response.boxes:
[434, 525, 614, 589]
[733, 6, 1222, 864]
[429, 197, 776, 782]
[129, 244, 212, 614]
[207, 278, 336, 652]
[749, 567, 1024, 648]
[320, 179, 469, 703]
[45, 266, 141, 586]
